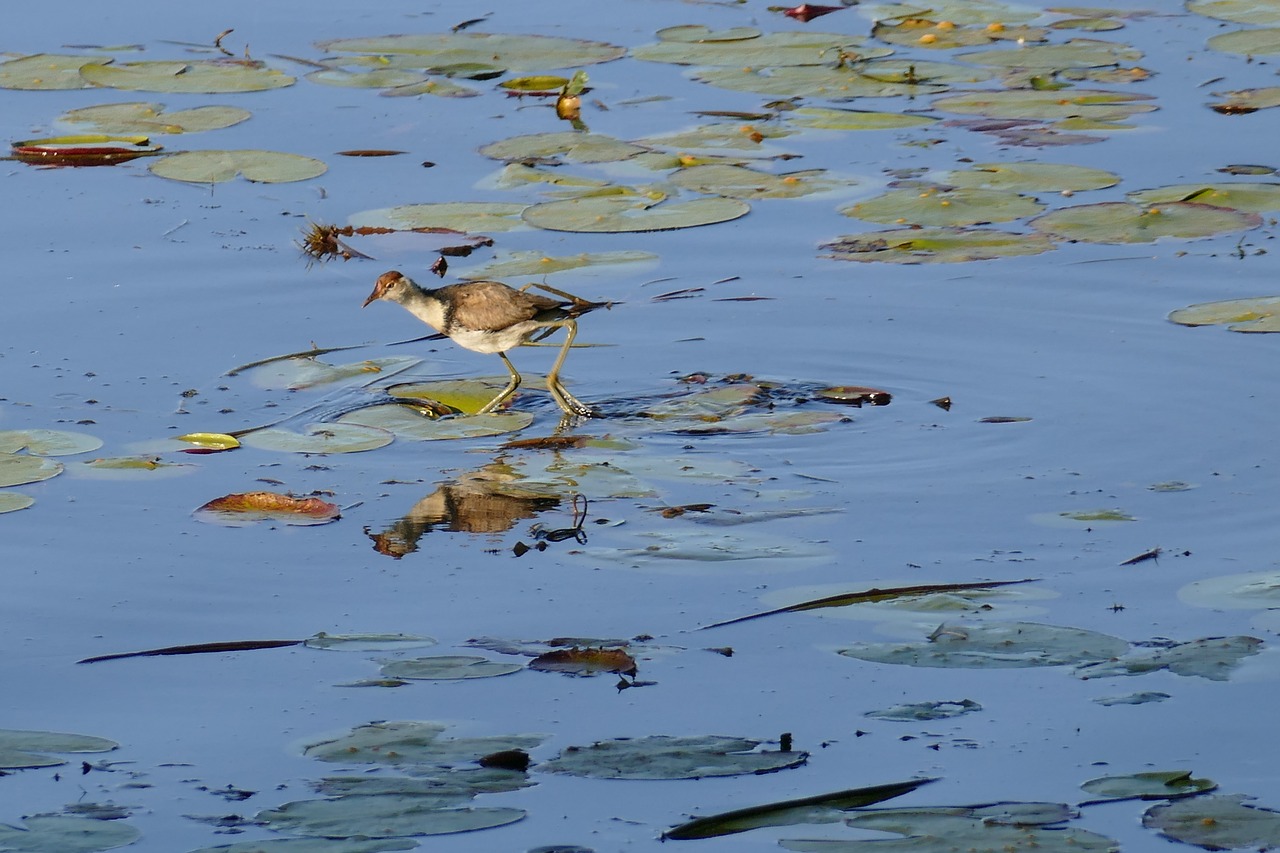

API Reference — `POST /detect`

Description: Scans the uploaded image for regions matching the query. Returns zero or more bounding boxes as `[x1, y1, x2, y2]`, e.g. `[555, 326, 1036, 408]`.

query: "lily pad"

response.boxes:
[240, 423, 394, 454]
[380, 655, 524, 680]
[1030, 201, 1260, 243]
[787, 107, 939, 131]
[523, 195, 749, 233]
[349, 202, 527, 233]
[176, 432, 241, 450]
[479, 131, 648, 164]
[1059, 508, 1135, 521]
[958, 38, 1143, 70]
[671, 164, 844, 199]
[337, 405, 534, 440]
[149, 150, 327, 184]
[942, 161, 1120, 192]
[247, 356, 418, 391]
[0, 815, 140, 852]
[317, 32, 625, 72]
[694, 64, 949, 99]
[60, 102, 252, 134]
[459, 250, 657, 279]
[838, 621, 1129, 669]
[931, 88, 1157, 121]
[80, 59, 295, 93]
[821, 227, 1056, 263]
[303, 721, 544, 766]
[1081, 770, 1216, 800]
[842, 186, 1044, 226]
[187, 840, 417, 853]
[634, 30, 883, 67]
[1075, 636, 1263, 680]
[0, 728, 118, 770]
[71, 457, 198, 480]
[540, 735, 807, 780]
[1208, 27, 1280, 55]
[1190, 0, 1280, 25]
[1180, 570, 1280, 608]
[1145, 794, 1280, 849]
[1168, 295, 1280, 332]
[11, 135, 162, 166]
[0, 455, 64, 488]
[872, 18, 1014, 49]
[1210, 85, 1280, 112]
[0, 492, 35, 514]
[305, 68, 428, 89]
[0, 54, 112, 90]
[1128, 182, 1280, 213]
[0, 429, 102, 456]
[859, 0, 1043, 24]
[865, 699, 982, 721]
[257, 795, 524, 838]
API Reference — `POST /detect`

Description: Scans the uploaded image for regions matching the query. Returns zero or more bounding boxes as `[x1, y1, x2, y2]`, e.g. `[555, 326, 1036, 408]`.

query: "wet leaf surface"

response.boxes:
[839, 621, 1130, 669]
[542, 734, 807, 780]
[194, 491, 341, 526]
[1081, 770, 1217, 801]
[1144, 794, 1280, 849]
[80, 59, 295, 93]
[149, 149, 327, 183]
[379, 655, 524, 680]
[1030, 201, 1261, 243]
[1168, 295, 1280, 331]
[0, 728, 118, 770]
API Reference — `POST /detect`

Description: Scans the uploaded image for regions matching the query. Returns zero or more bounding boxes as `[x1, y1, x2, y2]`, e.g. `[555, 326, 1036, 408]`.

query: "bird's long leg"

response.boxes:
[544, 319, 594, 417]
[476, 352, 522, 414]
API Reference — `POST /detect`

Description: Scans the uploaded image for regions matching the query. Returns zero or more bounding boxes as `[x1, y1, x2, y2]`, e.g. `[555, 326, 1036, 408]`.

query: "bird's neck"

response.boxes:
[395, 283, 449, 333]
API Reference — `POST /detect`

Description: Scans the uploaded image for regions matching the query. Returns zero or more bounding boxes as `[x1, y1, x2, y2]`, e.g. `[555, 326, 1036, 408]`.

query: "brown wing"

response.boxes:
[436, 281, 566, 332]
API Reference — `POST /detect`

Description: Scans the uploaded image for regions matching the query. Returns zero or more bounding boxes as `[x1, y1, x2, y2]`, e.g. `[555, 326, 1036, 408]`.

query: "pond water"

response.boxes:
[4, 0, 1280, 851]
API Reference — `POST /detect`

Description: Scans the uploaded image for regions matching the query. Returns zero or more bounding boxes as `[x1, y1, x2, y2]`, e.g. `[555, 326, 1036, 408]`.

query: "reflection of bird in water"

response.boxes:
[362, 270, 608, 417]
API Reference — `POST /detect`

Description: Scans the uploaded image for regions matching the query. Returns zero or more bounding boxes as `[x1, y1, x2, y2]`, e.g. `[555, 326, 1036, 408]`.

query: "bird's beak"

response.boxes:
[362, 288, 380, 308]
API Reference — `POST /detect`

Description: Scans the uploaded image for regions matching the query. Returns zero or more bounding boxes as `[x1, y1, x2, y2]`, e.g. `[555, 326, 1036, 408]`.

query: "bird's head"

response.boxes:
[363, 270, 413, 308]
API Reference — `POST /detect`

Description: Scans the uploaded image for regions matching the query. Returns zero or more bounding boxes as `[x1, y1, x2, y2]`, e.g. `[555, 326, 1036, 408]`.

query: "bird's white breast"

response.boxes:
[449, 322, 544, 354]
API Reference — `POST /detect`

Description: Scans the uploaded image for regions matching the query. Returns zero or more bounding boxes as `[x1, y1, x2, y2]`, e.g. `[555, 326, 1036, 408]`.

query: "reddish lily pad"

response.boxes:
[195, 491, 341, 527]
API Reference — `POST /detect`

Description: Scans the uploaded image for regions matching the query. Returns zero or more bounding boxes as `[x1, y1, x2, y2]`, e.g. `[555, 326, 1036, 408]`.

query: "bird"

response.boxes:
[362, 270, 606, 417]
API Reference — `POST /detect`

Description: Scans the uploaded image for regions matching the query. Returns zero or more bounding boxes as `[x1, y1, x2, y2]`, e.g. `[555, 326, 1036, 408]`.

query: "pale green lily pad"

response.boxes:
[787, 107, 939, 131]
[1145, 794, 1280, 849]
[1128, 182, 1280, 213]
[695, 65, 950, 99]
[859, 0, 1043, 24]
[1168, 295, 1280, 332]
[337, 405, 533, 440]
[0, 429, 102, 456]
[303, 720, 544, 766]
[240, 423, 394, 454]
[0, 54, 111, 90]
[959, 38, 1143, 70]
[81, 60, 295, 93]
[541, 735, 806, 780]
[672, 410, 847, 435]
[0, 728, 118, 770]
[188, 839, 416, 853]
[499, 74, 570, 92]
[1190, 0, 1280, 25]
[932, 88, 1157, 120]
[942, 161, 1120, 192]
[349, 202, 527, 232]
[865, 699, 982, 721]
[0, 492, 34, 514]
[248, 356, 419, 391]
[821, 227, 1056, 263]
[305, 633, 437, 651]
[838, 621, 1130, 669]
[1030, 201, 1260, 243]
[257, 796, 524, 838]
[0, 455, 64, 488]
[1211, 85, 1280, 112]
[381, 77, 482, 98]
[523, 195, 749, 232]
[640, 122, 794, 152]
[71, 457, 198, 480]
[842, 186, 1044, 226]
[317, 32, 625, 72]
[380, 655, 524, 680]
[150, 150, 326, 184]
[1081, 770, 1216, 800]
[460, 249, 657, 279]
[1208, 26, 1280, 55]
[1075, 636, 1263, 680]
[0, 815, 140, 853]
[316, 769, 532, 798]
[634, 31, 885, 66]
[305, 68, 428, 89]
[488, 163, 614, 194]
[671, 164, 844, 199]
[479, 131, 648, 164]
[1059, 508, 1135, 521]
[655, 24, 764, 43]
[60, 102, 252, 134]
[1180, 570, 1280, 609]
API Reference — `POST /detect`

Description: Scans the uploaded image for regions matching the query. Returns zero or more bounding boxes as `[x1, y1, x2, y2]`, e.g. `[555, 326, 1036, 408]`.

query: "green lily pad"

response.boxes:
[0, 815, 140, 853]
[694, 64, 950, 99]
[1081, 770, 1217, 800]
[305, 633, 437, 652]
[460, 249, 658, 279]
[349, 202, 527, 232]
[671, 164, 844, 199]
[787, 107, 939, 131]
[959, 38, 1143, 70]
[247, 356, 419, 391]
[380, 655, 524, 680]
[1075, 636, 1263, 680]
[149, 150, 327, 184]
[1208, 26, 1280, 55]
[842, 186, 1044, 226]
[0, 54, 111, 90]
[1128, 182, 1280, 213]
[239, 423, 394, 454]
[257, 796, 525, 839]
[654, 24, 764, 43]
[838, 621, 1130, 669]
[0, 728, 118, 770]
[488, 163, 614, 194]
[1180, 570, 1280, 609]
[540, 735, 807, 780]
[859, 0, 1043, 24]
[821, 227, 1056, 263]
[80, 59, 295, 93]
[1145, 794, 1280, 849]
[187, 840, 417, 853]
[0, 455, 64, 488]
[1059, 508, 1136, 521]
[0, 491, 34, 514]
[305, 68, 428, 89]
[942, 161, 1120, 192]
[932, 88, 1157, 121]
[317, 32, 625, 72]
[634, 30, 884, 66]
[641, 121, 795, 152]
[1210, 85, 1280, 112]
[499, 74, 570, 92]
[303, 721, 544, 766]
[337, 405, 534, 440]
[479, 131, 648, 164]
[872, 18, 1012, 49]
[60, 102, 252, 134]
[523, 195, 749, 233]
[0, 429, 102, 456]
[1030, 201, 1261, 243]
[1190, 0, 1280, 25]
[1168, 295, 1280, 332]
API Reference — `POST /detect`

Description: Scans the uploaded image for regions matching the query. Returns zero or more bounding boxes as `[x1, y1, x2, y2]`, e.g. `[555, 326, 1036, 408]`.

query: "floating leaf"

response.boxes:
[459, 250, 657, 279]
[1075, 636, 1263, 680]
[694, 64, 948, 99]
[931, 88, 1157, 121]
[865, 699, 982, 721]
[81, 59, 294, 93]
[247, 356, 418, 391]
[239, 423, 394, 454]
[1128, 182, 1280, 213]
[11, 134, 162, 166]
[859, 0, 1042, 24]
[187, 839, 417, 853]
[337, 405, 534, 440]
[149, 149, 327, 184]
[499, 74, 570, 92]
[634, 30, 882, 67]
[0, 455, 64, 487]
[195, 491, 341, 526]
[303, 721, 544, 766]
[1190, 0, 1280, 25]
[478, 131, 648, 164]
[257, 795, 525, 839]
[1168, 295, 1280, 332]
[1030, 201, 1260, 243]
[0, 53, 112, 90]
[817, 386, 892, 405]
[528, 647, 637, 676]
[60, 102, 252, 134]
[842, 186, 1044, 226]
[1208, 26, 1280, 55]
[1145, 794, 1280, 849]
[0, 729, 118, 770]
[541, 735, 807, 780]
[872, 18, 1010, 49]
[349, 202, 527, 232]
[958, 38, 1143, 70]
[305, 633, 437, 652]
[641, 122, 794, 152]
[822, 227, 1055, 263]
[1081, 770, 1216, 801]
[318, 33, 625, 72]
[1210, 85, 1280, 113]
[838, 621, 1129, 669]
[0, 492, 35, 514]
[523, 195, 749, 233]
[787, 107, 939, 131]
[670, 164, 844, 199]
[305, 68, 428, 89]
[0, 815, 140, 852]
[380, 655, 524, 680]
[942, 161, 1120, 192]
[0, 429, 102, 456]
[72, 457, 197, 480]
[176, 432, 241, 450]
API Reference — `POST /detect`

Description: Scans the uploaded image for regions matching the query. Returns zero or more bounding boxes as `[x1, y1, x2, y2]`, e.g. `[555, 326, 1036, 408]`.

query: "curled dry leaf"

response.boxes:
[529, 647, 638, 676]
[195, 491, 341, 526]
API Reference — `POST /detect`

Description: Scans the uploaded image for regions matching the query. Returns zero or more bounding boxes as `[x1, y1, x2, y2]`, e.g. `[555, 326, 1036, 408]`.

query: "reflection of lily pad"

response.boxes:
[1081, 770, 1216, 801]
[523, 195, 749, 233]
[1031, 201, 1260, 243]
[150, 150, 326, 184]
[842, 186, 1044, 226]
[1145, 794, 1280, 849]
[0, 54, 112, 90]
[0, 455, 64, 487]
[257, 796, 524, 839]
[349, 202, 527, 233]
[240, 423, 394, 454]
[1168, 295, 1280, 332]
[318, 33, 625, 72]
[380, 655, 524, 680]
[81, 60, 295, 93]
[942, 161, 1120, 192]
[60, 102, 252, 134]
[337, 405, 533, 440]
[822, 227, 1055, 263]
[541, 735, 807, 780]
[0, 429, 102, 456]
[838, 621, 1129, 669]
